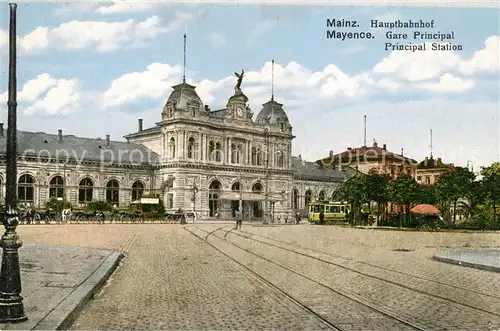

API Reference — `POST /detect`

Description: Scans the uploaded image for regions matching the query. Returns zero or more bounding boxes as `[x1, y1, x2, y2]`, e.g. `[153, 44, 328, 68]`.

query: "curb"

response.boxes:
[432, 255, 500, 273]
[33, 251, 125, 330]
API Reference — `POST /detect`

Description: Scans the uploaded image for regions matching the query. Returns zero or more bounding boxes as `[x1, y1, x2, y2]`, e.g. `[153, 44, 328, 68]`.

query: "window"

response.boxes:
[167, 193, 174, 209]
[318, 191, 325, 201]
[292, 189, 299, 210]
[49, 176, 65, 199]
[425, 176, 431, 185]
[209, 141, 216, 161]
[231, 144, 242, 164]
[131, 181, 144, 201]
[276, 151, 284, 167]
[252, 183, 263, 218]
[18, 174, 35, 205]
[215, 143, 221, 162]
[330, 206, 340, 213]
[417, 176, 422, 181]
[208, 181, 221, 217]
[304, 190, 312, 206]
[169, 137, 176, 158]
[78, 177, 93, 203]
[251, 147, 257, 165]
[188, 137, 197, 159]
[106, 179, 120, 205]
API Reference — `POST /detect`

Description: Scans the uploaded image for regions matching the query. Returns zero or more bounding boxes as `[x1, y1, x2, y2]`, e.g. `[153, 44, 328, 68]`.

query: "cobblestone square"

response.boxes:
[17, 224, 500, 330]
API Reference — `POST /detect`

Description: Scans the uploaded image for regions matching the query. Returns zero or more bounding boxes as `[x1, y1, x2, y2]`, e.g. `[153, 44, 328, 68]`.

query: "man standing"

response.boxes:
[235, 208, 243, 230]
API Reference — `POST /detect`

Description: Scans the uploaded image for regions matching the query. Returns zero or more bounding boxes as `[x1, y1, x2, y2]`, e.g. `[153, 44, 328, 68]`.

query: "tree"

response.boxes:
[333, 174, 368, 225]
[86, 200, 113, 212]
[436, 167, 476, 223]
[364, 174, 391, 221]
[481, 162, 500, 224]
[387, 174, 420, 227]
[45, 198, 72, 213]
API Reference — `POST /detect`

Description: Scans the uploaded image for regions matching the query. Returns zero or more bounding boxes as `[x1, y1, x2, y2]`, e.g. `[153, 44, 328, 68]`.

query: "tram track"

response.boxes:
[234, 229, 500, 310]
[188, 226, 429, 331]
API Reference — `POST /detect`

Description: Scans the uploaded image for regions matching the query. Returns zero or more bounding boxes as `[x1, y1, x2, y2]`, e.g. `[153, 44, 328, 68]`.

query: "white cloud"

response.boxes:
[95, 2, 158, 14]
[373, 43, 462, 81]
[0, 74, 82, 115]
[0, 11, 201, 54]
[459, 36, 500, 75]
[103, 63, 183, 107]
[208, 33, 226, 46]
[246, 20, 275, 44]
[373, 36, 500, 85]
[418, 73, 475, 93]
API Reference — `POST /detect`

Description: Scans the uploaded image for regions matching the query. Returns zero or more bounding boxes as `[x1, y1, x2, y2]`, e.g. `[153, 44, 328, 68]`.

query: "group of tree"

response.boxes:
[332, 162, 500, 229]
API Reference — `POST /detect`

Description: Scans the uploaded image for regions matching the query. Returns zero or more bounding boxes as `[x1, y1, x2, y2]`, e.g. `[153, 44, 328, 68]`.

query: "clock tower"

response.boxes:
[226, 89, 251, 122]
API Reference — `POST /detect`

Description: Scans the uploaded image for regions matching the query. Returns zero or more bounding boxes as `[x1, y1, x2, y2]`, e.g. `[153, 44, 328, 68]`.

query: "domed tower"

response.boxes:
[255, 98, 292, 134]
[161, 81, 206, 120]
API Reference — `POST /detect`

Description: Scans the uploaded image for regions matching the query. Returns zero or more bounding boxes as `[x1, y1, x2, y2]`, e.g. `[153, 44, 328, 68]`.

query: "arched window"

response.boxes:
[49, 175, 65, 199]
[188, 137, 197, 159]
[231, 144, 239, 164]
[78, 177, 93, 203]
[215, 142, 222, 162]
[251, 147, 257, 165]
[292, 189, 299, 211]
[18, 174, 35, 206]
[256, 148, 262, 166]
[304, 189, 312, 207]
[252, 183, 263, 218]
[318, 190, 325, 201]
[131, 181, 144, 201]
[209, 141, 216, 161]
[276, 151, 284, 167]
[208, 180, 221, 217]
[169, 137, 176, 158]
[232, 182, 241, 192]
[106, 179, 120, 205]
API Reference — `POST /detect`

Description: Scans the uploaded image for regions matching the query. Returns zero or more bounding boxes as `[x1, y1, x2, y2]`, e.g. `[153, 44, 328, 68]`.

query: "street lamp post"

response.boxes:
[263, 128, 270, 224]
[191, 180, 198, 223]
[0, 3, 28, 323]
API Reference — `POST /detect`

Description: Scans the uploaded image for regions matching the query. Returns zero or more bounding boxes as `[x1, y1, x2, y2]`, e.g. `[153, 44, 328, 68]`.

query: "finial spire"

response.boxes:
[430, 128, 433, 158]
[183, 33, 187, 83]
[271, 59, 275, 100]
[363, 115, 367, 147]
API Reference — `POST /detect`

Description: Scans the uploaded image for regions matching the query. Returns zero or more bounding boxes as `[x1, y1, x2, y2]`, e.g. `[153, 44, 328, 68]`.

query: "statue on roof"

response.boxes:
[234, 70, 244, 91]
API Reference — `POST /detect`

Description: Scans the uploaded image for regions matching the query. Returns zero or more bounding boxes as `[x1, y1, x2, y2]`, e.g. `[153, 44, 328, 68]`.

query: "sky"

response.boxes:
[0, 1, 498, 171]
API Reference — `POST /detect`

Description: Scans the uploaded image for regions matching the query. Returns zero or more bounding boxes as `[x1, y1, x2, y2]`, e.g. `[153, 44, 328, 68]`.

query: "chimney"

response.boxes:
[329, 150, 333, 158]
[0, 123, 3, 137]
[106, 134, 110, 147]
[138, 118, 143, 132]
[298, 154, 302, 161]
[373, 142, 378, 148]
[347, 147, 352, 151]
[58, 129, 63, 142]
[383, 144, 386, 151]
[401, 147, 404, 156]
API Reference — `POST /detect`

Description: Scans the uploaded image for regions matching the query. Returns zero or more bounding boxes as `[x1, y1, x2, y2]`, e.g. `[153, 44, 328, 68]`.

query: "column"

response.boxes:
[228, 137, 232, 163]
[176, 130, 180, 160]
[198, 132, 204, 160]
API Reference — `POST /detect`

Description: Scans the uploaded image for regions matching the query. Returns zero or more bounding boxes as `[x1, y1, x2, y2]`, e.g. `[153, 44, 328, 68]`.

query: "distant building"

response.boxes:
[318, 141, 417, 180]
[416, 157, 454, 186]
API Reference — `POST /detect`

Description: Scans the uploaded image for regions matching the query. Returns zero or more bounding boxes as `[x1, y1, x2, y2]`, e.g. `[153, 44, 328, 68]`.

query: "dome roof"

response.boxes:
[255, 99, 289, 125]
[165, 82, 204, 111]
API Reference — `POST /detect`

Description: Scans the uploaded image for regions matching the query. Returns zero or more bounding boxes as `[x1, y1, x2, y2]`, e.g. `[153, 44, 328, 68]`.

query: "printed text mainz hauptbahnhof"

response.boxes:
[326, 19, 462, 52]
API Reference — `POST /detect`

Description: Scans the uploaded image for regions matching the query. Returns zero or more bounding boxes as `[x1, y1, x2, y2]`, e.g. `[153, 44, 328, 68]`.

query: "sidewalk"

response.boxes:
[0, 244, 123, 330]
[433, 249, 500, 273]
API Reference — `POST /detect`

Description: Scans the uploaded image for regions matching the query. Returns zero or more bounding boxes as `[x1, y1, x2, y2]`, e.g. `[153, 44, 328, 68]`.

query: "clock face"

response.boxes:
[236, 107, 244, 117]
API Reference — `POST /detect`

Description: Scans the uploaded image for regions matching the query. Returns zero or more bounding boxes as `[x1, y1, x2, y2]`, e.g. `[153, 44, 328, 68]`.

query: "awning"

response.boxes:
[219, 192, 285, 201]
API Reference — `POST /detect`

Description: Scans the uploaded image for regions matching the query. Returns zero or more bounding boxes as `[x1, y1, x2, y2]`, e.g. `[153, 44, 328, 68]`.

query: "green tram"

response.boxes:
[308, 200, 351, 224]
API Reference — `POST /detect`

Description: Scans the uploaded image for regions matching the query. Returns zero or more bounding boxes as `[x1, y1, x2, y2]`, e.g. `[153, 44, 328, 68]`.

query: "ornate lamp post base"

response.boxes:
[0, 222, 27, 323]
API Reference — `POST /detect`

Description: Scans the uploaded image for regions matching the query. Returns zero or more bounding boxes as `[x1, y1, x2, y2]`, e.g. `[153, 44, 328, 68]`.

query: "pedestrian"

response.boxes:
[235, 208, 243, 230]
[319, 209, 324, 225]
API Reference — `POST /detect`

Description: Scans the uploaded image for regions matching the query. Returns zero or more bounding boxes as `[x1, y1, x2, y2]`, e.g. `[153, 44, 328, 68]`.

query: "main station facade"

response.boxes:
[0, 79, 356, 221]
